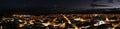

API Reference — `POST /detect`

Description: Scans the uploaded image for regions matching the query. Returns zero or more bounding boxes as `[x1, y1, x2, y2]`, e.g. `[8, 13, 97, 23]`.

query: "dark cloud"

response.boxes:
[1, 0, 119, 9]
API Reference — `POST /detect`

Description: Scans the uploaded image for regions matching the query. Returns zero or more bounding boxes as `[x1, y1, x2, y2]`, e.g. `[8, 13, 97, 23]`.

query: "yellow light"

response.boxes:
[42, 22, 51, 26]
[19, 24, 24, 27]
[60, 23, 66, 28]
[29, 20, 34, 24]
[62, 15, 71, 24]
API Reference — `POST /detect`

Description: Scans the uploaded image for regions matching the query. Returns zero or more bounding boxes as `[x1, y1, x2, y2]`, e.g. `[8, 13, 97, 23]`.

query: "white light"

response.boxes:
[53, 24, 61, 26]
[99, 21, 105, 25]
[74, 18, 80, 21]
[19, 20, 23, 22]
[94, 20, 105, 26]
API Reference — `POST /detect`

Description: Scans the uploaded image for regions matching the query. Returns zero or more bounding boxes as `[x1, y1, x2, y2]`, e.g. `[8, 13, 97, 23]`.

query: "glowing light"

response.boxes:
[74, 18, 87, 22]
[112, 23, 120, 29]
[106, 17, 109, 21]
[72, 24, 78, 29]
[62, 15, 71, 24]
[60, 23, 66, 28]
[42, 22, 51, 26]
[94, 20, 105, 26]
[24, 21, 27, 24]
[81, 26, 90, 28]
[18, 20, 23, 22]
[99, 21, 105, 24]
[74, 18, 80, 21]
[93, 14, 98, 16]
[19, 24, 24, 27]
[52, 18, 57, 27]
[29, 20, 34, 24]
[53, 24, 61, 27]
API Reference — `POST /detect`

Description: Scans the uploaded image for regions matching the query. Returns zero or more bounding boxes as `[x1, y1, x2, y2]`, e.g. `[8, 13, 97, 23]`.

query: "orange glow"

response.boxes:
[60, 23, 66, 28]
[3, 14, 120, 29]
[19, 24, 24, 27]
[72, 24, 78, 29]
[29, 20, 34, 24]
[62, 15, 71, 24]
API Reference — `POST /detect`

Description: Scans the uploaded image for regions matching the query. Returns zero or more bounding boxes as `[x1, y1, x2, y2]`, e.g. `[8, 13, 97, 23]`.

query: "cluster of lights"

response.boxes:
[1, 14, 120, 29]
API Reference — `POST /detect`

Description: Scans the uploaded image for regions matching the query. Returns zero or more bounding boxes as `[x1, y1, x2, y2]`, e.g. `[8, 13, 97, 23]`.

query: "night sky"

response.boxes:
[1, 0, 120, 9]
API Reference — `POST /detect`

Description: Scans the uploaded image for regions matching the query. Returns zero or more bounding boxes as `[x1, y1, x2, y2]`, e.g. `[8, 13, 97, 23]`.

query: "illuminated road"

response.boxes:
[1, 14, 120, 29]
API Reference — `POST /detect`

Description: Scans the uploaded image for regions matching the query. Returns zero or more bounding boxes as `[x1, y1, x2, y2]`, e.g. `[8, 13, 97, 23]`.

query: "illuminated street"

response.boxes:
[1, 14, 120, 29]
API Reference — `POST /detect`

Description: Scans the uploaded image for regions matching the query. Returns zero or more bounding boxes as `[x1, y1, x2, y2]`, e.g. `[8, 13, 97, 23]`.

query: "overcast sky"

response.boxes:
[1, 0, 120, 9]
